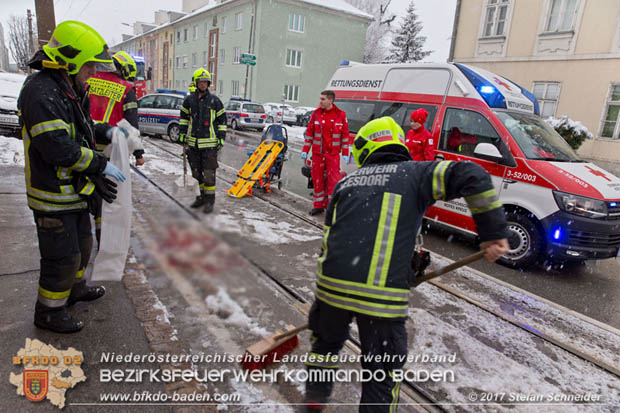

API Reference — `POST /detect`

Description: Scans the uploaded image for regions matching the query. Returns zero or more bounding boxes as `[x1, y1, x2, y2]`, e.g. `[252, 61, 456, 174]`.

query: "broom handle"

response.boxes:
[273, 323, 309, 341]
[270, 252, 484, 340]
[412, 250, 485, 288]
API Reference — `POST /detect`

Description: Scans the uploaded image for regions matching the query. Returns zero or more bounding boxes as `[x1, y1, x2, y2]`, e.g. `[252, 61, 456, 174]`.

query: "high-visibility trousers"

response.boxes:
[310, 153, 340, 209]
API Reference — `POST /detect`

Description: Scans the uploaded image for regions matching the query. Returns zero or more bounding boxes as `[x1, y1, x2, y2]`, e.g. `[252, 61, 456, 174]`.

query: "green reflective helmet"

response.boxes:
[192, 68, 211, 86]
[42, 20, 113, 75]
[113, 51, 137, 81]
[352, 116, 408, 167]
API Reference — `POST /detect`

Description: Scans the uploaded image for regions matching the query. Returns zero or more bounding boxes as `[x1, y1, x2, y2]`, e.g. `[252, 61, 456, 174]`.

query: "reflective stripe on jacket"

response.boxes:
[302, 105, 350, 156]
[316, 154, 509, 318]
[18, 63, 107, 214]
[179, 91, 226, 149]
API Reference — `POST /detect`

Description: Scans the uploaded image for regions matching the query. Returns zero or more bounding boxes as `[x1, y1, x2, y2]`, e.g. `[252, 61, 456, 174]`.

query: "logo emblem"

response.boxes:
[493, 77, 512, 91]
[585, 165, 612, 182]
[23, 370, 48, 402]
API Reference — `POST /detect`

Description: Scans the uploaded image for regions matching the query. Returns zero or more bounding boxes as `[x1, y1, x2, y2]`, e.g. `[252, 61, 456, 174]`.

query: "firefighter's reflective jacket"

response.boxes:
[88, 71, 138, 128]
[179, 90, 226, 149]
[316, 152, 509, 319]
[87, 71, 142, 158]
[18, 53, 108, 214]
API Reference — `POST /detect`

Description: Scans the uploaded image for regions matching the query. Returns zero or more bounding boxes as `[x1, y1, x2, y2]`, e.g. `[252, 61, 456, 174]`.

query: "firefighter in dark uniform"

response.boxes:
[18, 20, 126, 333]
[88, 50, 145, 246]
[179, 68, 227, 213]
[303, 116, 510, 412]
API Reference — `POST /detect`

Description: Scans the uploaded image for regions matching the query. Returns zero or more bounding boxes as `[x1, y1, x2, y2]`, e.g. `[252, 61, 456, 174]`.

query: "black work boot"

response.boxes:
[203, 194, 215, 214]
[190, 195, 206, 208]
[309, 208, 325, 216]
[34, 302, 84, 333]
[67, 280, 106, 306]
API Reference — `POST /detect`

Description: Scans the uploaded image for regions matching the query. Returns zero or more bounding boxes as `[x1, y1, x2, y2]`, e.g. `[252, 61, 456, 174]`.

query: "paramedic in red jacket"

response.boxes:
[405, 108, 435, 161]
[301, 90, 350, 216]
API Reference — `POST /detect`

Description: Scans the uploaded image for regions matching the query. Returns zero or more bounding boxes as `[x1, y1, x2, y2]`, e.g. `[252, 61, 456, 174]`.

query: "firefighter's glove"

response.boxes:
[300, 151, 308, 160]
[92, 174, 118, 204]
[411, 249, 431, 278]
[216, 138, 224, 151]
[103, 161, 126, 182]
[179, 134, 186, 144]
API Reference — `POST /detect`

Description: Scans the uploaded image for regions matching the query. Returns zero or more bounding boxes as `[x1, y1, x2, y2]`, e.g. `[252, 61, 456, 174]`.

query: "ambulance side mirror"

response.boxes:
[474, 143, 502, 161]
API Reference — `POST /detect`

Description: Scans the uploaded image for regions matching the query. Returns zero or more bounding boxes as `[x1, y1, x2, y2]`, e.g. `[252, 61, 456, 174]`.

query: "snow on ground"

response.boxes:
[210, 207, 322, 245]
[205, 288, 270, 337]
[140, 149, 184, 176]
[0, 136, 24, 167]
[411, 282, 617, 412]
[427, 254, 620, 370]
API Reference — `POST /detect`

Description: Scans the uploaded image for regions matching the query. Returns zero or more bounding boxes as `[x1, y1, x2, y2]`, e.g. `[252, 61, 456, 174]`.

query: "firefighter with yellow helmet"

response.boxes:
[303, 116, 509, 411]
[87, 50, 145, 246]
[18, 20, 126, 333]
[179, 68, 226, 213]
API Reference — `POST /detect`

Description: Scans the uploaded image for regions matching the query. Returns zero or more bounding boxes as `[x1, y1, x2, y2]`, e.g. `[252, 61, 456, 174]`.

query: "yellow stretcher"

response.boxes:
[227, 139, 285, 198]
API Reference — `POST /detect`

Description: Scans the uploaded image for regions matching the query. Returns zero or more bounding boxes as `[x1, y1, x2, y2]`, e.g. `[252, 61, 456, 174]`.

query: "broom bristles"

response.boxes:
[241, 335, 299, 371]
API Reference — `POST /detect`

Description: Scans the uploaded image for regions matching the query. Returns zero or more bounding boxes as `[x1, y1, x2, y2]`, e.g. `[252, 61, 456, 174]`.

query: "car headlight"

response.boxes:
[553, 191, 607, 219]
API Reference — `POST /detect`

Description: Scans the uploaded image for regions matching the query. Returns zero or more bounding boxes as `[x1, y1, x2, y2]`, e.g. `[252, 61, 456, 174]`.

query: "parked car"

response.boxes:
[137, 91, 185, 143]
[263, 102, 296, 125]
[0, 72, 27, 137]
[294, 106, 315, 125]
[225, 99, 267, 131]
[300, 109, 314, 127]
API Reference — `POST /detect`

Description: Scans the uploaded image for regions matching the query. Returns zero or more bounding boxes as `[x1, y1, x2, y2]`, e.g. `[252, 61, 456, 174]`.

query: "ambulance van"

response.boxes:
[329, 62, 620, 268]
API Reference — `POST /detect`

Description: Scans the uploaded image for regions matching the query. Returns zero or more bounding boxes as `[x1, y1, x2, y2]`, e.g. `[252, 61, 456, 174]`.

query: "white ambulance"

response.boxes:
[329, 62, 620, 268]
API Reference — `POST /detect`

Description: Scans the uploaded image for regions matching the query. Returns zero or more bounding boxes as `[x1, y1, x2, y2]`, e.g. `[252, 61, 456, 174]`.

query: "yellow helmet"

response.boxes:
[113, 51, 137, 81]
[192, 68, 211, 86]
[42, 20, 113, 75]
[352, 116, 408, 167]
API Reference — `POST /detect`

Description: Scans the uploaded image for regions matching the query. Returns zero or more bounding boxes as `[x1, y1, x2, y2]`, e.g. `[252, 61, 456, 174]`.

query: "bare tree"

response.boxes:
[7, 14, 36, 71]
[345, 0, 396, 63]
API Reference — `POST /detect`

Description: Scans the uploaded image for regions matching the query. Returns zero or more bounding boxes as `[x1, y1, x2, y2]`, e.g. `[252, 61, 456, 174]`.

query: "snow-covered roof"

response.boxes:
[294, 0, 373, 20]
[113, 0, 372, 48]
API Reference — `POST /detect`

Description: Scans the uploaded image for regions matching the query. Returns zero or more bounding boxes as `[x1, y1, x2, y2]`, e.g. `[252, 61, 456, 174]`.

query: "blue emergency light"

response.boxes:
[553, 228, 562, 241]
[610, 202, 617, 207]
[479, 86, 495, 94]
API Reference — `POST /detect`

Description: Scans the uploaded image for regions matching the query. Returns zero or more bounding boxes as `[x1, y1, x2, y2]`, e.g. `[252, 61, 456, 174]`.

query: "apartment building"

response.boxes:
[450, 0, 620, 161]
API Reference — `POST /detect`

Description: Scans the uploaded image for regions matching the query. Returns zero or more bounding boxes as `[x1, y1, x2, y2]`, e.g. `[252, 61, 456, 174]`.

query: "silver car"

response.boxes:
[264, 102, 297, 125]
[137, 92, 185, 143]
[225, 100, 267, 131]
[0, 73, 26, 137]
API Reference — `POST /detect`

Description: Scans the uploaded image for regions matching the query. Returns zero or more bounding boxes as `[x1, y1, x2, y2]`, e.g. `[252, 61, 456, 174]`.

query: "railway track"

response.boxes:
[135, 137, 620, 410]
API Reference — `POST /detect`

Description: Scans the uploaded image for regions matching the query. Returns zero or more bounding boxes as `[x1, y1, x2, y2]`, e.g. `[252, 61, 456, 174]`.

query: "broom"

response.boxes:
[241, 250, 486, 371]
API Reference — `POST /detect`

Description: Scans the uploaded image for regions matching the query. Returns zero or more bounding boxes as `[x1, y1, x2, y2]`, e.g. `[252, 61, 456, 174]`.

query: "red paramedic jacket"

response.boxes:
[406, 127, 435, 161]
[303, 105, 350, 156]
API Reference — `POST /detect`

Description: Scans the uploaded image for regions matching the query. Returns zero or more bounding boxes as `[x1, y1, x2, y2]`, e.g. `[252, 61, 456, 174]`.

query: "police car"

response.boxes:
[137, 90, 186, 143]
[225, 98, 267, 131]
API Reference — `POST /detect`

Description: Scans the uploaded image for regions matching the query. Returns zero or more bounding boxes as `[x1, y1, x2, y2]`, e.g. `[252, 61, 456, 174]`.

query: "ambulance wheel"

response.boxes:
[232, 119, 239, 130]
[499, 211, 542, 269]
[168, 124, 180, 143]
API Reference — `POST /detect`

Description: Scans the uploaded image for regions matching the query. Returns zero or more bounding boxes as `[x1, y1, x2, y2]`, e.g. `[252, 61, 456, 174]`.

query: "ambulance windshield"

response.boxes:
[495, 111, 581, 162]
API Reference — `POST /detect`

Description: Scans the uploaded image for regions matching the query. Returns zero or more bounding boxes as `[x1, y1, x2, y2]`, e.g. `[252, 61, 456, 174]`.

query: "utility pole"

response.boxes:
[35, 0, 56, 47]
[243, 14, 254, 100]
[27, 9, 34, 73]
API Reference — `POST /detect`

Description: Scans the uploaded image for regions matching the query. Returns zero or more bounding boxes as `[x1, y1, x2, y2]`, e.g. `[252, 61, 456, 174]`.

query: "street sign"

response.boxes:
[241, 53, 257, 66]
